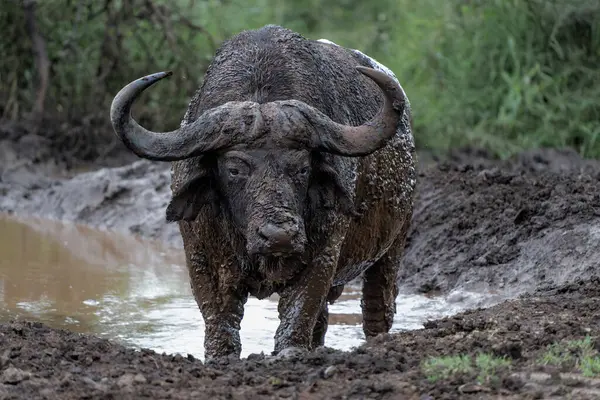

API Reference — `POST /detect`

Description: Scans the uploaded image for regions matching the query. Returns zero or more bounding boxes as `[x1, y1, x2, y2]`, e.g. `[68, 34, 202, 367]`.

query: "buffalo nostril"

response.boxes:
[258, 223, 296, 247]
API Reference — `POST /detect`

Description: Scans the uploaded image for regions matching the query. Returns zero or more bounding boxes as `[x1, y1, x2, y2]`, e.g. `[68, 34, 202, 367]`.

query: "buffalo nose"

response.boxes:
[258, 223, 296, 248]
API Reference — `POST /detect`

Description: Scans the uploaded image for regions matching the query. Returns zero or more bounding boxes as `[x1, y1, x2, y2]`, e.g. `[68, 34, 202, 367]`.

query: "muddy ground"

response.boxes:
[1, 119, 600, 398]
[2, 278, 599, 399]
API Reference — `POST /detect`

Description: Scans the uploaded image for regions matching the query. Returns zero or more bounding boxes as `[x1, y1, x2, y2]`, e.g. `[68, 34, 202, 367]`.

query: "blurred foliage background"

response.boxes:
[1, 0, 599, 161]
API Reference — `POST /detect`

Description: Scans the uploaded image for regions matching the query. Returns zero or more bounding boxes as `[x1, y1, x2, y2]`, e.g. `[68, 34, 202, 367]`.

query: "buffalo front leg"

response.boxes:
[183, 244, 247, 361]
[198, 283, 247, 361]
[274, 251, 340, 354]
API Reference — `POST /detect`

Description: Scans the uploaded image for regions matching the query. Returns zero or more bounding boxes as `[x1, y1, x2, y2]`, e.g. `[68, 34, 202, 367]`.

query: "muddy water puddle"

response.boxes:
[0, 214, 505, 360]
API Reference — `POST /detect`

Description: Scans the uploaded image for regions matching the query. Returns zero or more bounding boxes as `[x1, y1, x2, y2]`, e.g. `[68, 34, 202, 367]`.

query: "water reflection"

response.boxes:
[0, 213, 504, 360]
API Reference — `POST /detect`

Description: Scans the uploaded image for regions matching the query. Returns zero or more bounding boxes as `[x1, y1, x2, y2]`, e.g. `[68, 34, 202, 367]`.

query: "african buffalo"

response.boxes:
[110, 25, 417, 361]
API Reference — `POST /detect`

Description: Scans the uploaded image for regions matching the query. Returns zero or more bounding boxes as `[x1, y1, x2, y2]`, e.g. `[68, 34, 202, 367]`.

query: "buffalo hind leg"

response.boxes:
[361, 234, 406, 338]
[311, 303, 329, 348]
[312, 284, 343, 348]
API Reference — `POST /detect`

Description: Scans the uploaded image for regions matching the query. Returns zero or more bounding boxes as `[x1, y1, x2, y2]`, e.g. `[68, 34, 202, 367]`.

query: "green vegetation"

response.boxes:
[474, 353, 513, 384]
[423, 337, 600, 385]
[421, 353, 511, 384]
[2, 0, 599, 159]
[421, 354, 473, 382]
[539, 336, 600, 377]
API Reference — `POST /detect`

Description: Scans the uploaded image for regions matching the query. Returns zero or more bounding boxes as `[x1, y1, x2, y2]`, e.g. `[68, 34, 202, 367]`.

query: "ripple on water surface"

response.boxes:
[0, 214, 505, 360]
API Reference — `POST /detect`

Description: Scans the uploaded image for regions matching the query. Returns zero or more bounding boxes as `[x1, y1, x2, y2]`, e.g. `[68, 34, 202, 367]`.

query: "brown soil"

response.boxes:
[401, 147, 600, 295]
[1, 119, 600, 399]
[2, 278, 599, 399]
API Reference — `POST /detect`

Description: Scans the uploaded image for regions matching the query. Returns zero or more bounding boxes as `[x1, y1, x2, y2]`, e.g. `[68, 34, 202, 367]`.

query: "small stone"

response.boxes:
[322, 366, 337, 379]
[458, 383, 490, 393]
[117, 373, 135, 387]
[2, 366, 31, 384]
[528, 372, 552, 383]
[0, 350, 10, 368]
[81, 377, 108, 392]
[277, 346, 306, 360]
[39, 388, 54, 398]
[70, 366, 82, 374]
[12, 324, 23, 335]
[133, 373, 147, 384]
[247, 352, 266, 361]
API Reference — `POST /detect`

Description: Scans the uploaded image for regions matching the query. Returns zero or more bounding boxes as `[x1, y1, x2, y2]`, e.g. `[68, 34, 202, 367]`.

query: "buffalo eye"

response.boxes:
[295, 166, 310, 177]
[222, 155, 250, 179]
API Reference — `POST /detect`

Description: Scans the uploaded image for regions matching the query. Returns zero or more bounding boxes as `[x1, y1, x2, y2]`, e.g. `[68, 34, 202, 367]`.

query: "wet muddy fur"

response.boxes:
[110, 25, 417, 360]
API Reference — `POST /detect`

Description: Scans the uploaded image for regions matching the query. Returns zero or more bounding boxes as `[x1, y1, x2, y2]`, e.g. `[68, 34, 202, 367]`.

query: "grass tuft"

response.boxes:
[421, 353, 511, 384]
[539, 336, 600, 377]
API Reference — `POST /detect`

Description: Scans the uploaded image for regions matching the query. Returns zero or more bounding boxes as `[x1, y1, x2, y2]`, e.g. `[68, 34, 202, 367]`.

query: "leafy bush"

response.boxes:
[381, 0, 600, 158]
[1, 0, 220, 128]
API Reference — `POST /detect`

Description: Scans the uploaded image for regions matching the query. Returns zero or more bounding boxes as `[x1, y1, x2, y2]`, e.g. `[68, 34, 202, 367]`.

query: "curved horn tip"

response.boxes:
[111, 71, 173, 116]
[356, 65, 378, 77]
[355, 66, 393, 86]
[134, 71, 173, 87]
[355, 65, 405, 111]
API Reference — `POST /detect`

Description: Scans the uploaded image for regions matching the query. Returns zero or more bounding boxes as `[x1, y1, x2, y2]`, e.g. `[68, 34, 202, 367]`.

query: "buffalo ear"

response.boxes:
[166, 168, 218, 222]
[308, 156, 357, 218]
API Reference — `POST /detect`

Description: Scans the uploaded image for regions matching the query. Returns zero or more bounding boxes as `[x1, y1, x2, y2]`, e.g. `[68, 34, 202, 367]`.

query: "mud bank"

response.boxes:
[402, 147, 600, 295]
[2, 278, 600, 399]
[2, 124, 599, 295]
[0, 125, 181, 247]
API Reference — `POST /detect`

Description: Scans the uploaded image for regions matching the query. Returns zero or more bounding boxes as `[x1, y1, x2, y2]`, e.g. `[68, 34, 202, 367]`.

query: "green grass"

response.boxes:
[382, 0, 600, 159]
[421, 353, 511, 384]
[539, 336, 600, 377]
[421, 354, 473, 382]
[475, 353, 513, 384]
[422, 337, 600, 385]
[2, 0, 599, 159]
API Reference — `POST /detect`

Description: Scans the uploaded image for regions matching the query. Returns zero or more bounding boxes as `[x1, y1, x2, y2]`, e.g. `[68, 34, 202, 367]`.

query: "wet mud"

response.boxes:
[1, 122, 600, 398]
[0, 123, 181, 247]
[2, 278, 599, 399]
[402, 147, 600, 295]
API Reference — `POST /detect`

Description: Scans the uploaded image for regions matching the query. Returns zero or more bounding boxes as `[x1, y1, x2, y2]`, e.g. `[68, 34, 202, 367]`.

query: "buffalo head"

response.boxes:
[110, 67, 406, 257]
